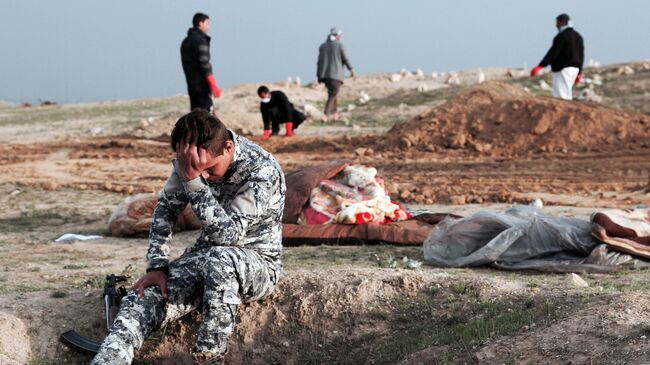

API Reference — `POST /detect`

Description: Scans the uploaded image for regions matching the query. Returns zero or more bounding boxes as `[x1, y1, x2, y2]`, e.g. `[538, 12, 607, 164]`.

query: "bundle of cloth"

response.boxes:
[302, 164, 410, 225]
[591, 208, 650, 259]
[109, 160, 456, 246]
[423, 205, 650, 272]
[108, 193, 200, 237]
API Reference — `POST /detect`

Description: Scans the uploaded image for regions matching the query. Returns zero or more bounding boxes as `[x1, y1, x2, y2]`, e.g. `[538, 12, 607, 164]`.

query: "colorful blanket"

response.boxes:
[302, 164, 411, 225]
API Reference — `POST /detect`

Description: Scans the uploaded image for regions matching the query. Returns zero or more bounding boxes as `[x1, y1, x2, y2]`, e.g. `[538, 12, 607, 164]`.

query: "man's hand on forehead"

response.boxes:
[176, 139, 210, 181]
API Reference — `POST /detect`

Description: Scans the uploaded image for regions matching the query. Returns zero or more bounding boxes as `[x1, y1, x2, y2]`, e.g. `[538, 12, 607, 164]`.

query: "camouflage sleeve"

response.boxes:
[146, 166, 189, 271]
[183, 165, 278, 246]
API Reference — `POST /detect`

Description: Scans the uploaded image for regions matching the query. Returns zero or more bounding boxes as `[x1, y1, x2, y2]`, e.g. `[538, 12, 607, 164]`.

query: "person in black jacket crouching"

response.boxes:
[257, 85, 305, 140]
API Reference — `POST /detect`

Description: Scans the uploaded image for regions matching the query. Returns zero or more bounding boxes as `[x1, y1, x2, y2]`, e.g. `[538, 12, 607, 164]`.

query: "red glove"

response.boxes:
[206, 74, 221, 98]
[574, 73, 582, 86]
[530, 65, 543, 77]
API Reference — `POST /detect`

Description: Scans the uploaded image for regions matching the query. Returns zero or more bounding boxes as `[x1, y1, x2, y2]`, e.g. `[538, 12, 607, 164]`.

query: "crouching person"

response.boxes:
[257, 85, 305, 140]
[92, 110, 285, 365]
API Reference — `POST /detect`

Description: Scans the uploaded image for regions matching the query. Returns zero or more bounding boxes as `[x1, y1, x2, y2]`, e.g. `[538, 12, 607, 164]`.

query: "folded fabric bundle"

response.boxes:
[304, 164, 410, 225]
[591, 207, 650, 259]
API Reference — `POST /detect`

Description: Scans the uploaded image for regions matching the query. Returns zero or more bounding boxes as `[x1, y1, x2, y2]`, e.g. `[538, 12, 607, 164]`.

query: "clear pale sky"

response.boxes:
[1, 0, 648, 103]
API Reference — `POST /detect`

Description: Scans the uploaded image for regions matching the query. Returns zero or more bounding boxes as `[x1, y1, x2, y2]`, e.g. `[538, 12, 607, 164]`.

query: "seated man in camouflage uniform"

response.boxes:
[91, 110, 285, 365]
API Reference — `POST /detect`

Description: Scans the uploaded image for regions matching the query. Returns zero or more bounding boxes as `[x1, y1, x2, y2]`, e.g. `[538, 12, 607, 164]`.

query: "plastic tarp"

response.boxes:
[424, 205, 650, 272]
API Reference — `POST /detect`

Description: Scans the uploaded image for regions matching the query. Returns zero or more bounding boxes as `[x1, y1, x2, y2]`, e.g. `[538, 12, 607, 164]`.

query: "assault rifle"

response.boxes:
[60, 274, 128, 354]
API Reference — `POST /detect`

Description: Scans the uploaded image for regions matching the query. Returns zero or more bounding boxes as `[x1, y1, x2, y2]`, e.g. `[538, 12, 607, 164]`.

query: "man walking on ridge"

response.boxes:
[181, 13, 222, 111]
[317, 27, 355, 122]
[530, 13, 584, 100]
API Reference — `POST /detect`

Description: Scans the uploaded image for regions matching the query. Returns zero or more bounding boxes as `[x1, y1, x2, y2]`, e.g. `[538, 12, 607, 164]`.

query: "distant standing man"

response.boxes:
[530, 13, 584, 100]
[257, 85, 305, 140]
[181, 13, 222, 111]
[317, 27, 355, 122]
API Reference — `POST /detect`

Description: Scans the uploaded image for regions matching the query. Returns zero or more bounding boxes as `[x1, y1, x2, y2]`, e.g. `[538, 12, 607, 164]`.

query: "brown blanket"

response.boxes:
[283, 160, 350, 224]
[591, 208, 650, 259]
[283, 213, 455, 246]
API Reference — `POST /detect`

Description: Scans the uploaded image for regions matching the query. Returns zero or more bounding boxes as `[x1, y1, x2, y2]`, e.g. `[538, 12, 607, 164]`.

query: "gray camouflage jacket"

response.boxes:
[146, 131, 286, 273]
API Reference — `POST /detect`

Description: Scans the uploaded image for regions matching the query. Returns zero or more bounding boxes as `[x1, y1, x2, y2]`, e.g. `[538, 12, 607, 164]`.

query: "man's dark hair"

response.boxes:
[257, 85, 270, 96]
[171, 110, 231, 155]
[556, 13, 570, 24]
[192, 13, 210, 27]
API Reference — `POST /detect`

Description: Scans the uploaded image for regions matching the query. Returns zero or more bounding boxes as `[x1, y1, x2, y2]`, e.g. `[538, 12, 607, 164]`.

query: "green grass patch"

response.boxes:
[0, 209, 81, 233]
[75, 274, 106, 289]
[293, 284, 586, 365]
[282, 244, 422, 269]
[0, 98, 185, 128]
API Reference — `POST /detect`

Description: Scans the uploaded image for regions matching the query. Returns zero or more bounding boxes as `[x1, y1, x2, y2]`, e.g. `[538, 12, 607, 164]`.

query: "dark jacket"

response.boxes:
[539, 27, 584, 73]
[260, 91, 305, 131]
[317, 38, 353, 82]
[180, 28, 213, 94]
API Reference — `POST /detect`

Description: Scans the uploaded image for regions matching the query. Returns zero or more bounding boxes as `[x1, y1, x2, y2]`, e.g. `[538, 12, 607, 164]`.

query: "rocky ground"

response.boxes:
[0, 62, 649, 365]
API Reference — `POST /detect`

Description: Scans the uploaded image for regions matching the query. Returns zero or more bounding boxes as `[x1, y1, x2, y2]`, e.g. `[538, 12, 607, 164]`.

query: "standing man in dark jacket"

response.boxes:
[181, 13, 222, 111]
[530, 13, 584, 100]
[317, 27, 355, 122]
[257, 85, 305, 140]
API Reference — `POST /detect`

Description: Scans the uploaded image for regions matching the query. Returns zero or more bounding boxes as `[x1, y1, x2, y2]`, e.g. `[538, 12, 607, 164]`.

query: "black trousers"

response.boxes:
[264, 108, 305, 134]
[189, 90, 213, 112]
[323, 78, 343, 116]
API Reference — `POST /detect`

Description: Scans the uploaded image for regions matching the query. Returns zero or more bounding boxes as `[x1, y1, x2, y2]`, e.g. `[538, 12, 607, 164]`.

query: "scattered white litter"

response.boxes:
[358, 91, 371, 104]
[477, 69, 486, 84]
[446, 72, 460, 85]
[538, 80, 552, 91]
[389, 73, 403, 83]
[54, 233, 103, 243]
[579, 86, 603, 103]
[403, 256, 422, 269]
[530, 198, 544, 209]
[567, 273, 589, 288]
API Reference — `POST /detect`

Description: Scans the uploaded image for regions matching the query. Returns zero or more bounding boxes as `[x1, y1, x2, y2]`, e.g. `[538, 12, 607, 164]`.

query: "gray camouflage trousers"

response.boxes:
[91, 246, 279, 365]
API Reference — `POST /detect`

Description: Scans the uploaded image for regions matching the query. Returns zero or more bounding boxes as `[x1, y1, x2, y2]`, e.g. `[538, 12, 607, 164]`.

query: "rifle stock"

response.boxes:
[59, 274, 128, 355]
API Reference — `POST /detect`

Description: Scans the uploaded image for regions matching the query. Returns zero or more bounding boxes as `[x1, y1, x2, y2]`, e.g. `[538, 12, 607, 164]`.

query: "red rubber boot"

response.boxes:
[285, 122, 293, 137]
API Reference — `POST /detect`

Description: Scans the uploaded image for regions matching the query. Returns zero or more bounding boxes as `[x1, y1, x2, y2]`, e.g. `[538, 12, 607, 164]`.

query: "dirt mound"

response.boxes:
[476, 293, 650, 364]
[0, 311, 31, 364]
[383, 82, 650, 155]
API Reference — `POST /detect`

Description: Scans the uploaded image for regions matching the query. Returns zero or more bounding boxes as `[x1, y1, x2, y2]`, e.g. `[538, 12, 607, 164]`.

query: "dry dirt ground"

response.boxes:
[0, 62, 649, 365]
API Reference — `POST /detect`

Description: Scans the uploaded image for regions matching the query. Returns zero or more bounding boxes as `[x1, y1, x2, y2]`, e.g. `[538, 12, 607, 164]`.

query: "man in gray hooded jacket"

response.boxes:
[317, 27, 355, 122]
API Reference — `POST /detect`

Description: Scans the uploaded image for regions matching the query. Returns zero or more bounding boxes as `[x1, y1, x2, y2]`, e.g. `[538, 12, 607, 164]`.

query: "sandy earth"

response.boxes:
[0, 62, 649, 364]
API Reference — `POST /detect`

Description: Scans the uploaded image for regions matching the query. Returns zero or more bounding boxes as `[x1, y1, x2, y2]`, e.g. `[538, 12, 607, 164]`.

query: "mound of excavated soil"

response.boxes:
[0, 311, 31, 365]
[383, 82, 650, 155]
